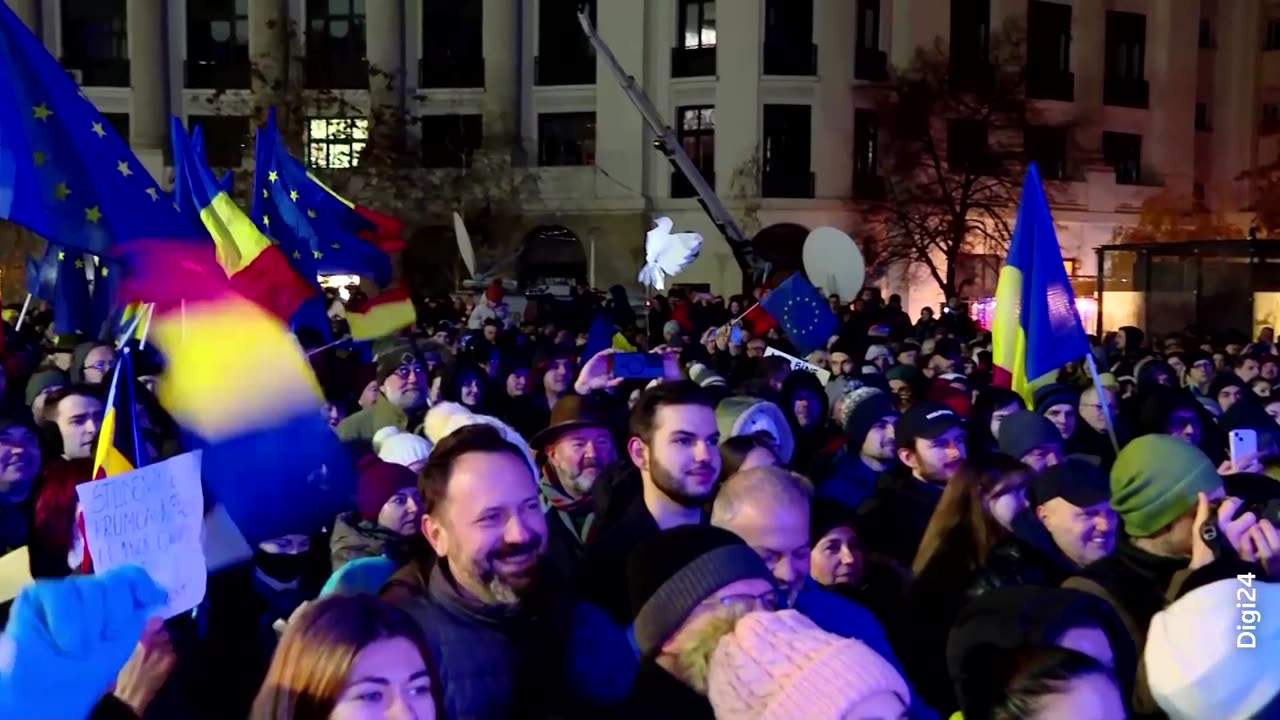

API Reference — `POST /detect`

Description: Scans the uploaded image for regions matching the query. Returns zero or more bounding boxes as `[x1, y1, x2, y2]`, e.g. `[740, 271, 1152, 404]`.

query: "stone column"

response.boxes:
[1071, 0, 1106, 160]
[482, 0, 520, 147]
[595, 0, 644, 201]
[1146, 0, 1199, 195]
[128, 0, 168, 175]
[714, 0, 762, 198]
[1212, 0, 1263, 210]
[365, 0, 406, 157]
[4, 0, 39, 34]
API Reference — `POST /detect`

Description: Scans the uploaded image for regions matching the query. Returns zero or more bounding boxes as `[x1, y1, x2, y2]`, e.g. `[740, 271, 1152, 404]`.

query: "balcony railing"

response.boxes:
[1103, 76, 1150, 109]
[535, 53, 596, 86]
[762, 170, 815, 198]
[305, 56, 370, 90]
[672, 46, 716, 78]
[185, 55, 250, 89]
[854, 48, 888, 82]
[763, 42, 817, 76]
[64, 58, 130, 87]
[418, 52, 485, 89]
[672, 170, 714, 198]
[1027, 69, 1074, 102]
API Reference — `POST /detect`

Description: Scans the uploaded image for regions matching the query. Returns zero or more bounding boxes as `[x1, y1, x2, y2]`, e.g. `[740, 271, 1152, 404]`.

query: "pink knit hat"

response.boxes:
[708, 610, 909, 720]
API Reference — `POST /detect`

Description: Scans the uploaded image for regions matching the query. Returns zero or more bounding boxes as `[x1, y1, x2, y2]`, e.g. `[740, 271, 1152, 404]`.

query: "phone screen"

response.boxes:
[730, 325, 742, 343]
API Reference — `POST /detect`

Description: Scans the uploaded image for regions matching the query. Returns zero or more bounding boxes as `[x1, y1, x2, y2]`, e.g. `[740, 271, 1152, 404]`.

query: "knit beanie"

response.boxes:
[68, 342, 106, 384]
[355, 456, 417, 522]
[689, 362, 728, 388]
[1110, 434, 1222, 537]
[997, 410, 1063, 461]
[1146, 577, 1280, 720]
[708, 610, 910, 720]
[628, 525, 774, 658]
[864, 345, 892, 363]
[844, 390, 898, 448]
[484, 279, 504, 303]
[375, 344, 420, 385]
[24, 368, 68, 407]
[1032, 382, 1079, 416]
[378, 432, 432, 469]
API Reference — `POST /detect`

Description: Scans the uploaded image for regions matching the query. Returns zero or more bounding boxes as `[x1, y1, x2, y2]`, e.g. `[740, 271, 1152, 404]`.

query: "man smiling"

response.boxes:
[338, 344, 428, 445]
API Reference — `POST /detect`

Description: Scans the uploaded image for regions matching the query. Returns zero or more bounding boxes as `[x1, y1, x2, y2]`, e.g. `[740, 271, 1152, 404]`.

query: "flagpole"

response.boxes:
[307, 334, 353, 357]
[14, 294, 31, 332]
[1084, 353, 1119, 454]
[729, 302, 760, 327]
[138, 304, 155, 350]
[119, 346, 145, 468]
[115, 310, 144, 351]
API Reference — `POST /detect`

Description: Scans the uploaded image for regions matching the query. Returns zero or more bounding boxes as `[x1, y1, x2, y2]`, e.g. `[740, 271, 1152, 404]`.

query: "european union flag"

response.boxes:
[0, 3, 198, 255]
[90, 256, 119, 338]
[51, 247, 94, 337]
[759, 272, 839, 356]
[189, 123, 233, 193]
[25, 244, 58, 302]
[251, 109, 391, 286]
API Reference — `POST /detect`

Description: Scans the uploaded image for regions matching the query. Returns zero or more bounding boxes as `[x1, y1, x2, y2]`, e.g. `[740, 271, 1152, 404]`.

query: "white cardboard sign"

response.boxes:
[77, 451, 206, 618]
[765, 346, 833, 385]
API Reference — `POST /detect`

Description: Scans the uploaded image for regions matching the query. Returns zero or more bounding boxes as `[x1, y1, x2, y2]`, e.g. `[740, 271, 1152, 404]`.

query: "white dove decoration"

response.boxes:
[637, 217, 702, 291]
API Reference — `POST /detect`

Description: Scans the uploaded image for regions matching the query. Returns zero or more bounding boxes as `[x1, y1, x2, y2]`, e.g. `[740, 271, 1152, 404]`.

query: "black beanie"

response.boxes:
[1032, 383, 1079, 416]
[997, 409, 1063, 461]
[628, 525, 774, 658]
[845, 390, 900, 449]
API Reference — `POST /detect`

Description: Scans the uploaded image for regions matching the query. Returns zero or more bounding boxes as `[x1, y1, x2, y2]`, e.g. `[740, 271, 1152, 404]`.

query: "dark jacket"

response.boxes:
[385, 560, 637, 719]
[576, 495, 661, 626]
[968, 509, 1078, 598]
[616, 660, 713, 720]
[856, 468, 945, 569]
[817, 449, 882, 511]
[329, 511, 409, 570]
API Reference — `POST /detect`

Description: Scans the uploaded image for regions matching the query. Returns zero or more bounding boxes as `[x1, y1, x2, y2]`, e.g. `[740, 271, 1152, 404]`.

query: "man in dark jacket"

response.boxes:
[819, 389, 899, 510]
[384, 423, 636, 719]
[858, 402, 966, 568]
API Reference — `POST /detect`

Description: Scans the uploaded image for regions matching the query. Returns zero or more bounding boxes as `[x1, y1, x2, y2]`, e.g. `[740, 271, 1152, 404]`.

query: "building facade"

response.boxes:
[4, 0, 1278, 316]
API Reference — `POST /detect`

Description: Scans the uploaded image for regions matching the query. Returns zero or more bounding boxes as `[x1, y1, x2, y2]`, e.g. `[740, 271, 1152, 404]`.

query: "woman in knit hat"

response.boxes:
[708, 609, 910, 720]
[329, 456, 421, 571]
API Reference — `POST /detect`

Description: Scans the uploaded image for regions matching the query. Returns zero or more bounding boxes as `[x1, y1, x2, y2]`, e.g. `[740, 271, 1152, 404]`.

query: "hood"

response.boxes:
[1137, 386, 1202, 437]
[781, 369, 830, 432]
[331, 511, 404, 559]
[440, 360, 498, 415]
[715, 396, 795, 464]
[1136, 359, 1176, 396]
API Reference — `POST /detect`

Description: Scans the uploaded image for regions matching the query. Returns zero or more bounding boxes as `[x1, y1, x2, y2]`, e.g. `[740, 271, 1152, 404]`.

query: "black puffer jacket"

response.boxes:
[967, 509, 1078, 598]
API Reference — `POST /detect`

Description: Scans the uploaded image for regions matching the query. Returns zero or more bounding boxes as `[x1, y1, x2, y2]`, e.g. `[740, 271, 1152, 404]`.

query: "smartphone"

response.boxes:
[1230, 429, 1258, 467]
[611, 352, 666, 379]
[730, 325, 742, 344]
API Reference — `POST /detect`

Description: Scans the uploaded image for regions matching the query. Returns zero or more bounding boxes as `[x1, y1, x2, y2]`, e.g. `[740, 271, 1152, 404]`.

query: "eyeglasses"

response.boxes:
[393, 363, 424, 379]
[705, 589, 783, 613]
[84, 361, 114, 373]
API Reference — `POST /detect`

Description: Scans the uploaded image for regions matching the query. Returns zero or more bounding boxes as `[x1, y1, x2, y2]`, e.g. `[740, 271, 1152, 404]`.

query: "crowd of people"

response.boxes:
[1, 281, 1279, 719]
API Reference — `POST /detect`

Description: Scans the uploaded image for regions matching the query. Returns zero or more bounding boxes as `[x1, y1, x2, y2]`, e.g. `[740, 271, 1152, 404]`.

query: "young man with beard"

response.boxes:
[819, 389, 900, 510]
[710, 466, 937, 720]
[385, 424, 635, 719]
[532, 394, 617, 580]
[337, 344, 429, 445]
[578, 381, 721, 625]
[857, 402, 966, 569]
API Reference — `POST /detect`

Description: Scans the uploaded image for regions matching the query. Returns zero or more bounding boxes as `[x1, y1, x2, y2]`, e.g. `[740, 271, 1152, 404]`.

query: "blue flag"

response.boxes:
[90, 256, 119, 338]
[760, 272, 840, 356]
[25, 244, 58, 302]
[0, 3, 198, 255]
[251, 109, 391, 285]
[52, 247, 94, 336]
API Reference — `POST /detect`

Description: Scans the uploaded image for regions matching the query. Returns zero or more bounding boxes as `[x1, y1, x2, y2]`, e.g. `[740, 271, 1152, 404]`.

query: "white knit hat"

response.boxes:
[1145, 577, 1280, 720]
[421, 402, 537, 479]
[864, 344, 892, 362]
[371, 425, 401, 454]
[709, 610, 909, 720]
[377, 432, 432, 469]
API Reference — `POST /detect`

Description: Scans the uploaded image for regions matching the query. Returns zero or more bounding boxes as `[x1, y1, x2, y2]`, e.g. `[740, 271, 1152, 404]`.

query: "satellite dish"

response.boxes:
[802, 227, 865, 301]
[453, 212, 477, 279]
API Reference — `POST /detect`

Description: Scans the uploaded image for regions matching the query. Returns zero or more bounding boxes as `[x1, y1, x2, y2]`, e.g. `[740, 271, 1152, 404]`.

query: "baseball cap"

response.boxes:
[1030, 457, 1110, 508]
[895, 401, 963, 449]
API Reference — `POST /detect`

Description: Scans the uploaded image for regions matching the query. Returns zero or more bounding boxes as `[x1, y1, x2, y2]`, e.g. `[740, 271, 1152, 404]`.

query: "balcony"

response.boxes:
[1027, 69, 1074, 102]
[672, 170, 714, 198]
[305, 56, 370, 90]
[762, 170, 815, 198]
[419, 52, 485, 89]
[763, 42, 817, 77]
[64, 58, 130, 87]
[853, 174, 886, 201]
[672, 46, 716, 78]
[854, 48, 888, 82]
[535, 53, 596, 86]
[1103, 76, 1150, 109]
[185, 56, 250, 89]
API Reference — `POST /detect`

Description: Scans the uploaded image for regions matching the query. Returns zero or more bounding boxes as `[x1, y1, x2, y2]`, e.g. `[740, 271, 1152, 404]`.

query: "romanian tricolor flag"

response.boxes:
[991, 164, 1090, 404]
[92, 346, 142, 479]
[170, 116, 315, 323]
[308, 171, 406, 253]
[344, 286, 416, 341]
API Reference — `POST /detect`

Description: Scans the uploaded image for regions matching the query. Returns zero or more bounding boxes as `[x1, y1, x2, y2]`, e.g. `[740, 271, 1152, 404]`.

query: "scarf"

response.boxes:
[538, 468, 596, 546]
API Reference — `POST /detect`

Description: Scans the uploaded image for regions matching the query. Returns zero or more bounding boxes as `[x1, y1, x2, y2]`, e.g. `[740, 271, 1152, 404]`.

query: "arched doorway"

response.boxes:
[752, 223, 809, 286]
[519, 225, 587, 286]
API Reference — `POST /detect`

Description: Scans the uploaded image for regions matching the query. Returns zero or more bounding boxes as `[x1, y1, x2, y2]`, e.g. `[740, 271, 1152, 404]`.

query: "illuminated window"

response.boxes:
[306, 117, 368, 169]
[1063, 258, 1078, 276]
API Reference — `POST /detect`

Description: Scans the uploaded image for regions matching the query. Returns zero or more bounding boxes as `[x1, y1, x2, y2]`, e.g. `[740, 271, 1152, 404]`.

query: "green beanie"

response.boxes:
[1110, 434, 1222, 537]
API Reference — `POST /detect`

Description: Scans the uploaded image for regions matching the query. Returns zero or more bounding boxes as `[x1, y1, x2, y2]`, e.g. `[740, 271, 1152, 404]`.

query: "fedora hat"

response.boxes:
[530, 394, 613, 449]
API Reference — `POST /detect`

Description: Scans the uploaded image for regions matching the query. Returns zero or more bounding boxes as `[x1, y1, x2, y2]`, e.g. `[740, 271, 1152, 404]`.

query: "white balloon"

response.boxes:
[802, 227, 865, 301]
[638, 216, 702, 290]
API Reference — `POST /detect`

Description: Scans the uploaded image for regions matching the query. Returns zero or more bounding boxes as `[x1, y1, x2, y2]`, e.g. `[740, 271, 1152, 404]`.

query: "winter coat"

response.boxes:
[967, 509, 1078, 598]
[817, 449, 882, 511]
[856, 468, 945, 569]
[467, 299, 512, 330]
[337, 394, 420, 446]
[329, 511, 408, 570]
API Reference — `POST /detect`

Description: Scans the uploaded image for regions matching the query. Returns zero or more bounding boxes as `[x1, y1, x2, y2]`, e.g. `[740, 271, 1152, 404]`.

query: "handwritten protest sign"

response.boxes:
[765, 346, 832, 385]
[77, 451, 206, 618]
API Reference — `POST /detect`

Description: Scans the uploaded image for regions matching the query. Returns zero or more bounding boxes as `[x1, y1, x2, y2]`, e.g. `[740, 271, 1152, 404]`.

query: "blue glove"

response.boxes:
[0, 565, 166, 720]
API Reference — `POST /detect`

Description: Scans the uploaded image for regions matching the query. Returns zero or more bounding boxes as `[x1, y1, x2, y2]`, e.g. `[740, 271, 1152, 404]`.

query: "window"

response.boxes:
[1198, 18, 1213, 49]
[421, 0, 484, 88]
[537, 112, 596, 166]
[421, 115, 482, 168]
[949, 0, 990, 89]
[1266, 19, 1280, 52]
[305, 0, 367, 89]
[1195, 102, 1212, 132]
[1101, 131, 1142, 185]
[854, 0, 887, 81]
[186, 0, 250, 88]
[189, 115, 250, 167]
[61, 0, 128, 86]
[679, 0, 715, 48]
[1025, 125, 1067, 181]
[673, 107, 714, 197]
[947, 118, 988, 171]
[1104, 11, 1148, 108]
[306, 118, 368, 169]
[763, 0, 816, 76]
[853, 108, 883, 199]
[103, 113, 129, 140]
[1063, 258, 1078, 277]
[1263, 104, 1280, 135]
[537, 0, 596, 85]
[762, 104, 813, 198]
[1027, 1, 1073, 101]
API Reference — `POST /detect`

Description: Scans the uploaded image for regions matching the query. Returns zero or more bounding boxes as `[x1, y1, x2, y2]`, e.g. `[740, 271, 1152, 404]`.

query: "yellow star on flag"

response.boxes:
[289, 190, 299, 201]
[116, 161, 132, 176]
[53, 182, 71, 201]
[85, 206, 103, 223]
[57, 250, 65, 261]
[268, 170, 279, 183]
[102, 267, 109, 276]
[32, 151, 46, 166]
[306, 209, 316, 218]
[75, 259, 84, 269]
[262, 216, 270, 227]
[331, 243, 341, 249]
[292, 251, 302, 260]
[145, 187, 160, 201]
[313, 250, 323, 259]
[91, 122, 106, 138]
[32, 103, 52, 121]
[262, 188, 269, 198]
